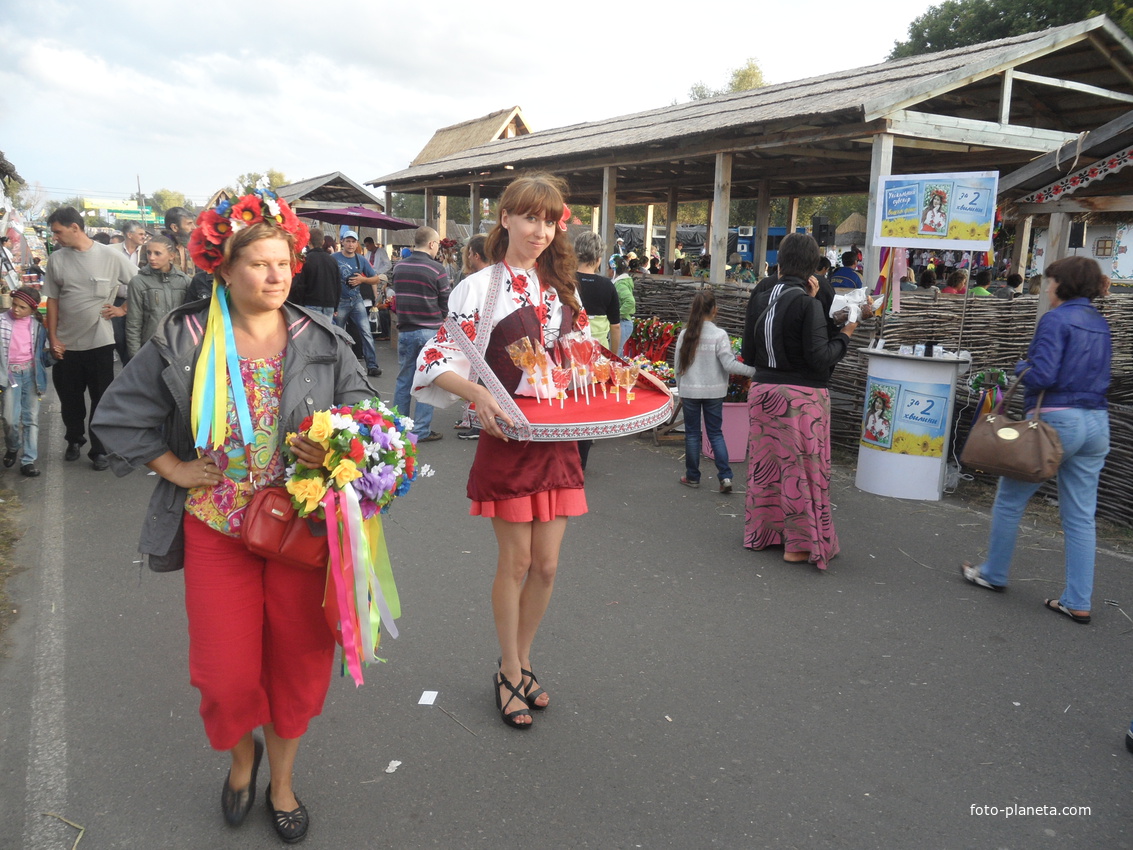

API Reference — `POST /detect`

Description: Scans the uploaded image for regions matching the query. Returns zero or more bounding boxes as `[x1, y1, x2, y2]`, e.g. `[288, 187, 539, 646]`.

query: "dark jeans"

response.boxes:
[52, 344, 116, 457]
[111, 296, 130, 364]
[682, 397, 733, 483]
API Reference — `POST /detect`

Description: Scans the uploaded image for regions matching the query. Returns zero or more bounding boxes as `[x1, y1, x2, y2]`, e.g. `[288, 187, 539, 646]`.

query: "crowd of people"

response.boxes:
[2, 175, 1125, 840]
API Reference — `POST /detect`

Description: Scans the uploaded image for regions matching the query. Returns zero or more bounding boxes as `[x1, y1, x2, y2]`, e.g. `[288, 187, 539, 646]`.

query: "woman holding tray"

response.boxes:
[412, 173, 587, 729]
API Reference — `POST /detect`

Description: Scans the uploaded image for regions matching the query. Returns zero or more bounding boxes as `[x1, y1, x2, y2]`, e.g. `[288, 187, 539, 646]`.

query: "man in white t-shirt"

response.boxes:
[118, 221, 147, 266]
[42, 206, 136, 469]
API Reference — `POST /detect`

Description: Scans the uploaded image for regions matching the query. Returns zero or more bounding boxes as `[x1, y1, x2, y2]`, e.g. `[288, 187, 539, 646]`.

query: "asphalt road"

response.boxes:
[3, 350, 1132, 849]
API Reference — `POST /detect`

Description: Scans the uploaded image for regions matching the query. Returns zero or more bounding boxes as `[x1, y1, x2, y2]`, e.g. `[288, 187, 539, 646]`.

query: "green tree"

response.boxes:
[688, 58, 766, 100]
[229, 169, 288, 196]
[889, 0, 1133, 59]
[151, 188, 189, 215]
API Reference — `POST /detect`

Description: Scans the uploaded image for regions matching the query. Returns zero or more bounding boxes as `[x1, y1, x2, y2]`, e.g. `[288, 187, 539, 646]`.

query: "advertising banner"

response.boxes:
[873, 171, 998, 251]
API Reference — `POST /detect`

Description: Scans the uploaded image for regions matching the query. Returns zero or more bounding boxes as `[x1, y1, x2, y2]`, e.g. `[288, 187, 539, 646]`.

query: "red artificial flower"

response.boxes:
[197, 209, 233, 244]
[348, 438, 365, 461]
[188, 228, 223, 273]
[230, 195, 265, 226]
[300, 415, 313, 431]
[558, 205, 571, 232]
[405, 456, 415, 477]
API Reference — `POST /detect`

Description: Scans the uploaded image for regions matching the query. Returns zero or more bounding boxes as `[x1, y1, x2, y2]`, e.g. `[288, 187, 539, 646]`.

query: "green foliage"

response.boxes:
[229, 168, 288, 197]
[391, 193, 424, 220]
[151, 188, 189, 215]
[688, 57, 766, 100]
[888, 0, 1133, 59]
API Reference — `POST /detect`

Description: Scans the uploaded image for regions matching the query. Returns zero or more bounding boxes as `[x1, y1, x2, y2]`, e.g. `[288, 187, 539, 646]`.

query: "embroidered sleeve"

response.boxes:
[411, 273, 487, 408]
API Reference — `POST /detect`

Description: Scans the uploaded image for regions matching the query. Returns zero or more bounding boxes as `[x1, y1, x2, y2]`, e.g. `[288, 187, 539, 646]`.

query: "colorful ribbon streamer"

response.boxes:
[190, 280, 254, 450]
[322, 487, 401, 687]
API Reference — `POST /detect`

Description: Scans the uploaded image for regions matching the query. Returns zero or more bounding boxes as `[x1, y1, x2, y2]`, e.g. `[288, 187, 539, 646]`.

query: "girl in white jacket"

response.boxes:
[674, 289, 755, 492]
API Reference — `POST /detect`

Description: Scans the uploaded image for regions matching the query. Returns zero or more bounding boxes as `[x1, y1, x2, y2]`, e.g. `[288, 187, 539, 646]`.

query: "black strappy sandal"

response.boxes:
[522, 668, 549, 711]
[494, 668, 533, 729]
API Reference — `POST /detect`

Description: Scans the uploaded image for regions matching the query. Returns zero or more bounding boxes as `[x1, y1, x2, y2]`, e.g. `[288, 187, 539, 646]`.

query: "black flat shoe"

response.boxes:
[494, 667, 533, 729]
[221, 737, 263, 827]
[20, 464, 40, 478]
[3, 450, 16, 468]
[522, 668, 549, 711]
[266, 782, 310, 843]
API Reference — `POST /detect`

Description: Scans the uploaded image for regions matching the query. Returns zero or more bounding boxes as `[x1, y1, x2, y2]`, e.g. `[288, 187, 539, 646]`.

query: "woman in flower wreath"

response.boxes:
[93, 191, 376, 842]
[412, 172, 586, 729]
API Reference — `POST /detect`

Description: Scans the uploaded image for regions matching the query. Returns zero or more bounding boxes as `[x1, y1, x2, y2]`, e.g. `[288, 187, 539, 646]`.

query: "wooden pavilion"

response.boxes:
[277, 171, 385, 213]
[368, 16, 1133, 287]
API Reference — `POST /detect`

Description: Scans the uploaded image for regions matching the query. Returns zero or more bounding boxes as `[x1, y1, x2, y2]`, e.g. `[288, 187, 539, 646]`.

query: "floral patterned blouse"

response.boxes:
[184, 352, 286, 537]
[411, 263, 590, 409]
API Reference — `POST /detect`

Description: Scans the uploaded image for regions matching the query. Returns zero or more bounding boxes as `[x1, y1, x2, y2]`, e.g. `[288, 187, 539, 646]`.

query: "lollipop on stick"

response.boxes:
[569, 336, 595, 405]
[611, 362, 626, 402]
[505, 337, 540, 403]
[623, 362, 641, 403]
[532, 345, 551, 400]
[592, 355, 611, 399]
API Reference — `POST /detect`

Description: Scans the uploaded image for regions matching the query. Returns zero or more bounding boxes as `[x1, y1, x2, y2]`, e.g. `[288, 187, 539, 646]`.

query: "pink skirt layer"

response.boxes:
[471, 487, 588, 522]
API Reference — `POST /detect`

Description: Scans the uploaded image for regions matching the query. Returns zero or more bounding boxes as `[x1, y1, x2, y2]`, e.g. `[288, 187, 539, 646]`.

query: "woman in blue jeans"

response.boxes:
[674, 289, 755, 493]
[962, 256, 1112, 624]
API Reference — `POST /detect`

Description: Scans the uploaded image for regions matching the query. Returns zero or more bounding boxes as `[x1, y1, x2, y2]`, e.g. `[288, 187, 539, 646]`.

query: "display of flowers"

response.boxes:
[725, 336, 751, 403]
[626, 316, 681, 361]
[284, 398, 429, 519]
[631, 355, 674, 383]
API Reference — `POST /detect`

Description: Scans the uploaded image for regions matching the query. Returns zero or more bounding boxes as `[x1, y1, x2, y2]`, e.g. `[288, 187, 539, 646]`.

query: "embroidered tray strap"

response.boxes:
[444, 263, 533, 440]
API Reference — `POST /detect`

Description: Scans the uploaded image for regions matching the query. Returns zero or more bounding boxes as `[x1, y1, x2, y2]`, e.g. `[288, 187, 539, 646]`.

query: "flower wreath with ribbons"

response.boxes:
[187, 190, 310, 450]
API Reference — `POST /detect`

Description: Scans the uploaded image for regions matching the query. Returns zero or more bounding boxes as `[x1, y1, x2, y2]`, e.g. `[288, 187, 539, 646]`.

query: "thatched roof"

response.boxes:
[0, 150, 22, 185]
[276, 172, 384, 210]
[368, 16, 1133, 206]
[410, 107, 531, 166]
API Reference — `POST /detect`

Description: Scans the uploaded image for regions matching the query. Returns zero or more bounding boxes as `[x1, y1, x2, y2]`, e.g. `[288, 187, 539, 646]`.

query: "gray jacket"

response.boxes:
[125, 264, 192, 357]
[92, 301, 377, 572]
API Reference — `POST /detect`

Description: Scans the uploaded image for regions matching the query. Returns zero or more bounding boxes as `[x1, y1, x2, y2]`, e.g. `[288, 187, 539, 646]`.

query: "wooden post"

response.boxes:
[424, 188, 435, 229]
[754, 179, 771, 278]
[436, 196, 447, 239]
[591, 206, 600, 234]
[383, 189, 392, 247]
[470, 183, 481, 235]
[1039, 212, 1072, 318]
[1011, 214, 1033, 278]
[601, 167, 617, 271]
[711, 154, 732, 284]
[786, 196, 800, 233]
[864, 133, 894, 292]
[666, 187, 679, 273]
[643, 204, 655, 267]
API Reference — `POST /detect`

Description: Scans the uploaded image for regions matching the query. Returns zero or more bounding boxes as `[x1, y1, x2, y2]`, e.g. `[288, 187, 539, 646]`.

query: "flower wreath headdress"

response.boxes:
[187, 190, 310, 450]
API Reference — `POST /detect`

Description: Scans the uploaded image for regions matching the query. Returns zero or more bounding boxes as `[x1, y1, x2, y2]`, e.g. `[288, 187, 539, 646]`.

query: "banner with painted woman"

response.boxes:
[873, 171, 999, 251]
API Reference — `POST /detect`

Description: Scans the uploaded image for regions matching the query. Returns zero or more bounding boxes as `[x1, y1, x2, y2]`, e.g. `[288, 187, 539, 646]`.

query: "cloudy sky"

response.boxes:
[1, 0, 939, 212]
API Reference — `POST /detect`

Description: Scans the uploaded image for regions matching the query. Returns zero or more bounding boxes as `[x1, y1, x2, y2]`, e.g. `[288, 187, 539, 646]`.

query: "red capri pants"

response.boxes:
[183, 515, 336, 751]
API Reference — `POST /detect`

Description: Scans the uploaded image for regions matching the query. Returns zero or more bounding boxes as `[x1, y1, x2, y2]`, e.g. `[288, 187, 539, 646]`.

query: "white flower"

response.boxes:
[383, 427, 404, 451]
[418, 463, 435, 478]
[330, 413, 358, 433]
[264, 197, 280, 217]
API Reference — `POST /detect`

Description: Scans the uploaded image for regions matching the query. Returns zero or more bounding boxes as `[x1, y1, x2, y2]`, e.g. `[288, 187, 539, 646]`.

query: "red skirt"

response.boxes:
[467, 432, 587, 522]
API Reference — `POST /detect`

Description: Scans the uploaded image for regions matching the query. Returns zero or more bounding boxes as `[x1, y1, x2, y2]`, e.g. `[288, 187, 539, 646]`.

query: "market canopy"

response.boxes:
[297, 206, 417, 230]
[277, 172, 386, 212]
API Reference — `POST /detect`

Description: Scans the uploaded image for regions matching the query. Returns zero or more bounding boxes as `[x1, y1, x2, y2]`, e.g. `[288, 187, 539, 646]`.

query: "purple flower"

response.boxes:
[352, 469, 386, 502]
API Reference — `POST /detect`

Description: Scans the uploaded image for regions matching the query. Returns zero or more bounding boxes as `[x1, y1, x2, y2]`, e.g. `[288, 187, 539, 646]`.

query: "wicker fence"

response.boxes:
[634, 277, 1133, 526]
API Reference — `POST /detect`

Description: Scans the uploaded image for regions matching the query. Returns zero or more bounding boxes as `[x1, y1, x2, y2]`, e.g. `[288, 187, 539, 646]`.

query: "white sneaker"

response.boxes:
[719, 478, 733, 493]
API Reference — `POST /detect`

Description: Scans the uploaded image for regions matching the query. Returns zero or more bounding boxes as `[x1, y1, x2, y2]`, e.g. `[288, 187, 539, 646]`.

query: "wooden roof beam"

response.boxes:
[1011, 69, 1133, 104]
[1088, 32, 1133, 87]
[888, 109, 1080, 151]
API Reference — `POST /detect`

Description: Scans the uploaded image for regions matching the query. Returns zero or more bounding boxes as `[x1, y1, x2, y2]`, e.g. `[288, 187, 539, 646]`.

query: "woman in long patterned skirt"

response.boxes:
[740, 233, 859, 569]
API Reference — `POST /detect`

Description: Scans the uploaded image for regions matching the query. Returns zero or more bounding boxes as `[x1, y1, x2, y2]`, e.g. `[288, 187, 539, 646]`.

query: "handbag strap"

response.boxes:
[996, 367, 1046, 421]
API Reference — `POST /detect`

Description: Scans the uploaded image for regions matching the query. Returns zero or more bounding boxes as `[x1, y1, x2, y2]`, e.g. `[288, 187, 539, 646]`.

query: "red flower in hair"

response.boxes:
[559, 205, 571, 232]
[189, 228, 223, 273]
[230, 195, 265, 226]
[197, 208, 233, 244]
